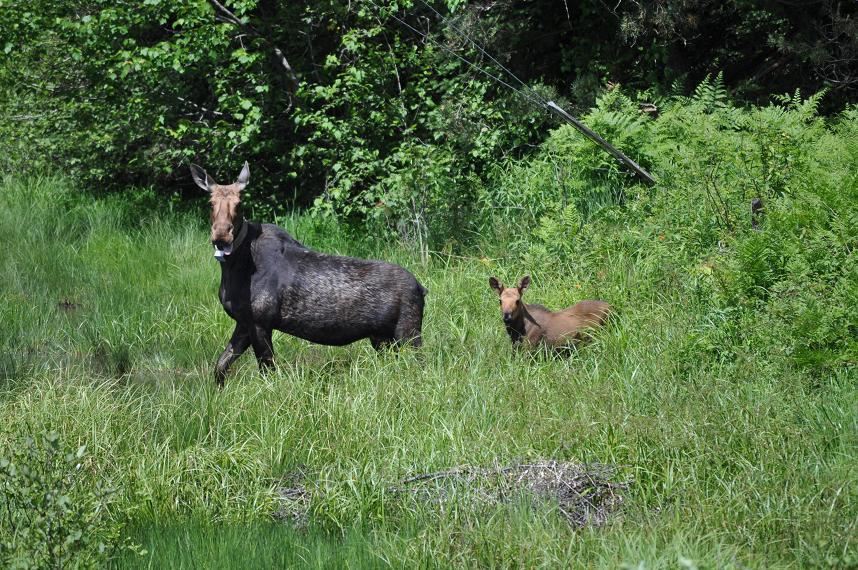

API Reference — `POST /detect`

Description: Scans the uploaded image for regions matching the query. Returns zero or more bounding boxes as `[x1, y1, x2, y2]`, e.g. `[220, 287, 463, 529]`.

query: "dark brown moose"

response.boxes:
[191, 162, 427, 387]
[488, 275, 611, 349]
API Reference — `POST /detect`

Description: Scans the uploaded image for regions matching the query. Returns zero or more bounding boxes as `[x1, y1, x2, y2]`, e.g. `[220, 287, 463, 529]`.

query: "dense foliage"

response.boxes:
[0, 433, 137, 568]
[1, 0, 855, 222]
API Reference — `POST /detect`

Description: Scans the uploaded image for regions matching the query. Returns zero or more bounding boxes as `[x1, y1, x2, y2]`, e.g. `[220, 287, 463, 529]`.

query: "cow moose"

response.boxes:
[488, 275, 611, 350]
[191, 161, 427, 387]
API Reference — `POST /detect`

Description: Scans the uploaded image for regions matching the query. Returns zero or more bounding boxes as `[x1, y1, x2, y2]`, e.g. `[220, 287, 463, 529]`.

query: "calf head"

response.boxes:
[190, 162, 249, 262]
[489, 275, 530, 323]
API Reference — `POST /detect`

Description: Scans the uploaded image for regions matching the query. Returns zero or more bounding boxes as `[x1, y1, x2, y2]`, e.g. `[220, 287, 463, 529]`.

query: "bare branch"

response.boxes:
[206, 0, 300, 89]
[272, 46, 298, 81]
[209, 0, 242, 26]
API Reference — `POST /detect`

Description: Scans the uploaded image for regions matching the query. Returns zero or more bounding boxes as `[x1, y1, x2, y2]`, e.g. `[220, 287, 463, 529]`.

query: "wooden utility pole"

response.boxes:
[545, 101, 657, 186]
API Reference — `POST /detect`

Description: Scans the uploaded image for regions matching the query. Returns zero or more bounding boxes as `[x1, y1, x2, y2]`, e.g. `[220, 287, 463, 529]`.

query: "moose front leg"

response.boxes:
[215, 322, 252, 388]
[250, 324, 275, 373]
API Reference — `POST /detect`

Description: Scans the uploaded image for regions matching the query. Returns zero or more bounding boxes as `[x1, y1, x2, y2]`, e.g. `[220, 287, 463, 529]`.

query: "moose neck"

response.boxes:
[504, 304, 542, 344]
[219, 219, 254, 269]
[231, 217, 249, 251]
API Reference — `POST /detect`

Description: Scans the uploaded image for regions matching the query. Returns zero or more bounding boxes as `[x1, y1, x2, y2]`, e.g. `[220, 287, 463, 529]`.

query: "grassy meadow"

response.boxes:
[1, 168, 855, 568]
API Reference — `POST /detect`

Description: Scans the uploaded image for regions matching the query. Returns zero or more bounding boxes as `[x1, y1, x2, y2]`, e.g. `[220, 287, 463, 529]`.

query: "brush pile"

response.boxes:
[391, 459, 629, 527]
[274, 460, 629, 529]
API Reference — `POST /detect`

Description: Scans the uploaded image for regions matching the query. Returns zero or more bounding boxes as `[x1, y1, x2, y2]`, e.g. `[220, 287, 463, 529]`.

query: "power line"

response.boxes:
[362, 0, 657, 185]
[415, 0, 549, 108]
[363, 0, 548, 110]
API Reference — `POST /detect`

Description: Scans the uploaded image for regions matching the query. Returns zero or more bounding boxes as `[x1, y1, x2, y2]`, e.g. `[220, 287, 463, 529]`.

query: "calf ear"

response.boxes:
[190, 164, 212, 192]
[489, 277, 503, 295]
[518, 275, 531, 293]
[235, 161, 250, 192]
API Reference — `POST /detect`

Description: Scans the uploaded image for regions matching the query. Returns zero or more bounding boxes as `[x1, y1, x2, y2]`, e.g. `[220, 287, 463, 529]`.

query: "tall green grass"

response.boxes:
[113, 523, 389, 569]
[1, 172, 855, 568]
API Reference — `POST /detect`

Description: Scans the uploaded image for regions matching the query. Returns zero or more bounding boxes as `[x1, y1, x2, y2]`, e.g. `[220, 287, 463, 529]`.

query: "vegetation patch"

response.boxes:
[0, 433, 139, 569]
[273, 460, 628, 532]
[273, 469, 312, 528]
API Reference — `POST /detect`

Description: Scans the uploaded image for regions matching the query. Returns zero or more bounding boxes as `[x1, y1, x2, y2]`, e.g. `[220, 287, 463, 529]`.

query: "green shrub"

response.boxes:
[479, 79, 857, 378]
[0, 433, 139, 568]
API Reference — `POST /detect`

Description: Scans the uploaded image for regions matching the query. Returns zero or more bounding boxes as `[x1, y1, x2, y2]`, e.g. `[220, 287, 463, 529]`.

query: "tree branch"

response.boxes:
[207, 0, 299, 89]
[209, 0, 242, 26]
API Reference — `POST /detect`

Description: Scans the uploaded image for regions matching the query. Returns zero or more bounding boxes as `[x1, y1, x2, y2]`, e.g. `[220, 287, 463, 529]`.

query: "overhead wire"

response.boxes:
[361, 0, 657, 184]
[362, 0, 549, 111]
[415, 0, 550, 109]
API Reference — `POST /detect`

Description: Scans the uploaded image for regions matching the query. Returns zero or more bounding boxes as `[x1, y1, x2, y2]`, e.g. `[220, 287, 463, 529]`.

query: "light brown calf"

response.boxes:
[488, 275, 611, 349]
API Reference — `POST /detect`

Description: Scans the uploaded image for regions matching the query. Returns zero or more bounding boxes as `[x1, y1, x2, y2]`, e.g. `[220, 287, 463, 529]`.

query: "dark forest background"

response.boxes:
[1, 0, 855, 217]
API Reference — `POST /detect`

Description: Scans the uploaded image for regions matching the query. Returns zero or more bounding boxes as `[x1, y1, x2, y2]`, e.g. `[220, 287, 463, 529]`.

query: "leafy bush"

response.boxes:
[2, 0, 855, 218]
[0, 433, 138, 568]
[479, 79, 857, 377]
[295, 9, 554, 248]
[0, 0, 555, 225]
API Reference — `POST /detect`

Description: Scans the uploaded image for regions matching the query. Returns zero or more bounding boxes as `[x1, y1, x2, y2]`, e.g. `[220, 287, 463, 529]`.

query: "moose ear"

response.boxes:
[518, 275, 531, 292]
[489, 277, 503, 295]
[235, 161, 250, 192]
[190, 164, 212, 193]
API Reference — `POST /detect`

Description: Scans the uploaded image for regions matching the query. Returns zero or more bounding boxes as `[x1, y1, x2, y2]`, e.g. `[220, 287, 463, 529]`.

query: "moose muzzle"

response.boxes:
[212, 219, 247, 263]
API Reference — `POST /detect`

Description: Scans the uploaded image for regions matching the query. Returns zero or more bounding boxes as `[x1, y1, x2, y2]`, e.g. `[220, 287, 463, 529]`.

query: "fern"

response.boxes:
[534, 203, 582, 259]
[669, 77, 687, 99]
[691, 72, 729, 112]
[773, 89, 827, 122]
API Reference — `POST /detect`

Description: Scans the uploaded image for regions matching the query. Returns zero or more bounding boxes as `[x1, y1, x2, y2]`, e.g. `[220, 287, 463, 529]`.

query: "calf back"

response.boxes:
[542, 300, 612, 346]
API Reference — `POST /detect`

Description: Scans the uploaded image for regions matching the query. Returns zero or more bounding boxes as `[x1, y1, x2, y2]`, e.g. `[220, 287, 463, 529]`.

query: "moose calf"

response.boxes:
[489, 275, 610, 349]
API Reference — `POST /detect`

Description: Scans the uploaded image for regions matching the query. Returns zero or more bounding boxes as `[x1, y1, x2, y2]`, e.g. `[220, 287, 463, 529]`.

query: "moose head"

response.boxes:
[190, 162, 250, 262]
[489, 275, 531, 323]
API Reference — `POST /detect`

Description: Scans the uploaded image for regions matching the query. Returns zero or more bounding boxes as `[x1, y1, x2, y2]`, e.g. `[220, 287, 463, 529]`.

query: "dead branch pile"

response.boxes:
[391, 459, 629, 527]
[273, 460, 629, 529]
[272, 469, 310, 527]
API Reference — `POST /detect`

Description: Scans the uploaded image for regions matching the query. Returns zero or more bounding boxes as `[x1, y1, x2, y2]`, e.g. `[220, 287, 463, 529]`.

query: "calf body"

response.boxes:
[191, 162, 425, 386]
[489, 276, 610, 349]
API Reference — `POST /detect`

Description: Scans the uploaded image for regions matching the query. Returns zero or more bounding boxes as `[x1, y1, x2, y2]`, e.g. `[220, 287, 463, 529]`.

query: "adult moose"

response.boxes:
[191, 161, 426, 387]
[488, 275, 611, 350]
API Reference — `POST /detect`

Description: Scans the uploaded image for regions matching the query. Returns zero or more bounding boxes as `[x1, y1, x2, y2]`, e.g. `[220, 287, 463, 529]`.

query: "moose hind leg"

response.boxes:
[250, 324, 275, 373]
[370, 336, 392, 351]
[393, 305, 423, 348]
[215, 323, 252, 388]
